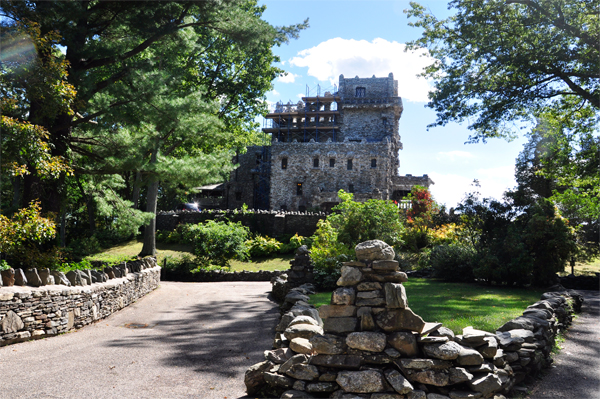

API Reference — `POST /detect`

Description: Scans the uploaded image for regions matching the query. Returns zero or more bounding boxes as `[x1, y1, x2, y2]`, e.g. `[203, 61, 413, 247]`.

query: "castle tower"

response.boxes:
[224, 73, 432, 211]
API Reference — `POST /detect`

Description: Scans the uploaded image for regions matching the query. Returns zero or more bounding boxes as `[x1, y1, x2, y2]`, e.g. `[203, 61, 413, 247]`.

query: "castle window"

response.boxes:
[296, 183, 303, 196]
[347, 159, 353, 170]
[349, 184, 355, 193]
[313, 158, 319, 168]
[281, 158, 288, 169]
[355, 87, 366, 97]
[382, 118, 388, 129]
[330, 158, 335, 167]
[371, 159, 377, 168]
[235, 192, 242, 201]
[255, 154, 261, 165]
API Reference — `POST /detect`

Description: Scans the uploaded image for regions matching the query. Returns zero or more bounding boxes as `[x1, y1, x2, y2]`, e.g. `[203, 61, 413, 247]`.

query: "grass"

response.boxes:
[558, 257, 600, 276]
[86, 237, 294, 271]
[310, 278, 545, 335]
[229, 254, 293, 272]
[85, 237, 194, 264]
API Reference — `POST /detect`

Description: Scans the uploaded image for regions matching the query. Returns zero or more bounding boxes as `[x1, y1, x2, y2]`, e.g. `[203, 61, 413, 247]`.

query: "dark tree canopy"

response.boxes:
[406, 0, 599, 142]
[0, 0, 307, 211]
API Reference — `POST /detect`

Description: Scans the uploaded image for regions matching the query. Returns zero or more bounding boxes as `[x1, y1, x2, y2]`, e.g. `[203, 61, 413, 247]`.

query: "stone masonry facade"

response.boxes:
[225, 73, 433, 211]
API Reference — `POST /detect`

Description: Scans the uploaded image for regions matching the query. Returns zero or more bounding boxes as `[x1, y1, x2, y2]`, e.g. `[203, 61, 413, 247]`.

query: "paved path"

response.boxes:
[527, 289, 600, 399]
[0, 282, 280, 399]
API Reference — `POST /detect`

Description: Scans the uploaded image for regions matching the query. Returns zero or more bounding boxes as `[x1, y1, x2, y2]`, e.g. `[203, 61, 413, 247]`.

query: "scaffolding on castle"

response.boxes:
[262, 83, 340, 143]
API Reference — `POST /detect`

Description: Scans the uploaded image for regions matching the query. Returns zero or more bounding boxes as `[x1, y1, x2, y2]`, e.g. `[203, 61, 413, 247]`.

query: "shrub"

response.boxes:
[156, 229, 182, 244]
[0, 201, 57, 268]
[246, 235, 282, 258]
[330, 190, 404, 248]
[180, 220, 249, 267]
[430, 243, 477, 282]
[68, 235, 103, 259]
[458, 196, 576, 286]
[279, 233, 311, 254]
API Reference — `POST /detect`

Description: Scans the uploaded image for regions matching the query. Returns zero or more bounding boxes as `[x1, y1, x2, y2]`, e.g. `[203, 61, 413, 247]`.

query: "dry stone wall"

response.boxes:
[246, 240, 581, 399]
[0, 259, 160, 346]
[156, 209, 326, 238]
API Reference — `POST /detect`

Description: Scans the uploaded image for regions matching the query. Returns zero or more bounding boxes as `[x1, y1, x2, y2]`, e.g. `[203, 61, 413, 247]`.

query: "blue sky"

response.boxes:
[259, 0, 529, 208]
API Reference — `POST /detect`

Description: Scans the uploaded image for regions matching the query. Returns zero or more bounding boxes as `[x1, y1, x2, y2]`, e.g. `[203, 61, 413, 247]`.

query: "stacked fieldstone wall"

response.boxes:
[161, 267, 283, 283]
[271, 246, 316, 302]
[0, 259, 160, 346]
[246, 240, 581, 399]
[156, 209, 326, 238]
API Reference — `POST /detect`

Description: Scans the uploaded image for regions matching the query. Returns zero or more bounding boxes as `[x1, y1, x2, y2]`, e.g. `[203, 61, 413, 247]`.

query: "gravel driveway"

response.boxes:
[0, 281, 280, 399]
[527, 289, 600, 399]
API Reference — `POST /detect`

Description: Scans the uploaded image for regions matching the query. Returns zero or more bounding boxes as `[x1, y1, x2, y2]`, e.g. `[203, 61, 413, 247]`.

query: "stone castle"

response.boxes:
[217, 73, 432, 211]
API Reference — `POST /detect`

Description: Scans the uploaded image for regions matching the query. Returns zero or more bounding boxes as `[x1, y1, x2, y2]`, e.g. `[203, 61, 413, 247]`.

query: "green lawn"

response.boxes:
[309, 278, 545, 334]
[86, 237, 293, 271]
[558, 257, 600, 276]
[229, 254, 293, 272]
[85, 237, 194, 264]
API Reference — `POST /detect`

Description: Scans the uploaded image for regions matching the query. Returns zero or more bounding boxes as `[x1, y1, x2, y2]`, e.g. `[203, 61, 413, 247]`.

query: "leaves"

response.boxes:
[405, 0, 599, 141]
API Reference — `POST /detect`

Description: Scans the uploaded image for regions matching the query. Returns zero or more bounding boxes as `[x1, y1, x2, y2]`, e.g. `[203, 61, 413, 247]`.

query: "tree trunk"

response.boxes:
[139, 148, 159, 257]
[12, 177, 21, 209]
[132, 171, 142, 209]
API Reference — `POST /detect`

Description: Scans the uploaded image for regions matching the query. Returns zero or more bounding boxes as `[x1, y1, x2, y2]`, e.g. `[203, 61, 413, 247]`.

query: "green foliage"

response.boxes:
[246, 235, 282, 258]
[405, 0, 598, 142]
[279, 233, 311, 254]
[0, 259, 10, 271]
[67, 236, 103, 259]
[156, 230, 182, 244]
[179, 220, 250, 267]
[430, 243, 477, 282]
[329, 190, 404, 248]
[58, 259, 94, 273]
[309, 191, 404, 288]
[0, 201, 61, 268]
[513, 115, 599, 262]
[457, 196, 576, 286]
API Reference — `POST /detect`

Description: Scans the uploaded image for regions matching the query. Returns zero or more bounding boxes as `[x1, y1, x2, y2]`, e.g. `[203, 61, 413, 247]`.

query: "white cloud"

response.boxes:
[428, 172, 474, 209]
[278, 72, 300, 84]
[270, 90, 280, 97]
[429, 166, 516, 208]
[296, 93, 305, 99]
[289, 38, 434, 102]
[436, 151, 476, 162]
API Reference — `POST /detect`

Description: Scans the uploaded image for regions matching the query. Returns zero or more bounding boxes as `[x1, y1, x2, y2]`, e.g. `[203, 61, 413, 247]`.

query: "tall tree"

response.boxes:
[0, 0, 307, 212]
[405, 0, 599, 142]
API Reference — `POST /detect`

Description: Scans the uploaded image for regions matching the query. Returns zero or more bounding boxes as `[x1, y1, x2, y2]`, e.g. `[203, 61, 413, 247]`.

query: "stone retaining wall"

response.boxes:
[161, 267, 283, 282]
[0, 266, 160, 346]
[246, 240, 581, 399]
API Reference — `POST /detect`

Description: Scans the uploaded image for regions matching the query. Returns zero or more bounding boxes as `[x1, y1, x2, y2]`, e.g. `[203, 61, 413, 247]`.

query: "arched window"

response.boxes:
[355, 87, 366, 97]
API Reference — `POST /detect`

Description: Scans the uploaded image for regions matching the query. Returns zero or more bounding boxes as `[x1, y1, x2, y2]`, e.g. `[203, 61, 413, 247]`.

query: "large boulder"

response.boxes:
[355, 240, 395, 261]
